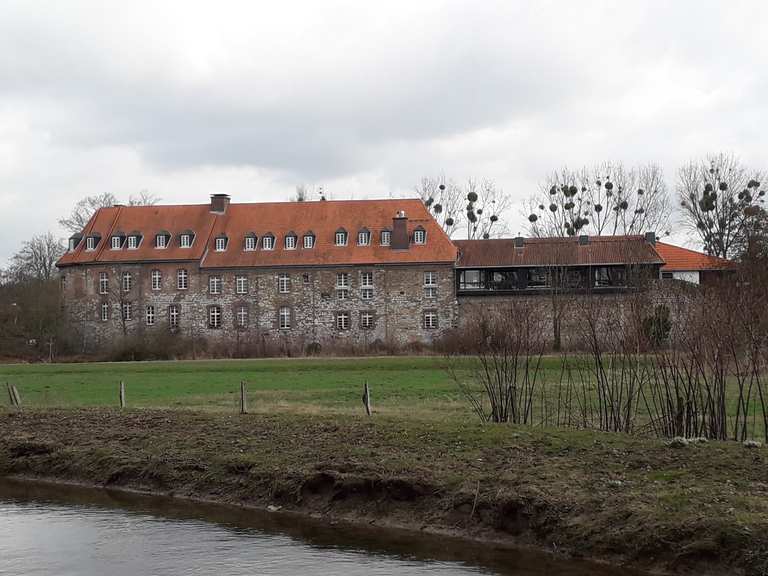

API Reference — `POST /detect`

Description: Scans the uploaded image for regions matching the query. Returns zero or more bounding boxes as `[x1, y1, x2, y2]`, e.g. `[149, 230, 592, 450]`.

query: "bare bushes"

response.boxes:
[446, 300, 547, 423]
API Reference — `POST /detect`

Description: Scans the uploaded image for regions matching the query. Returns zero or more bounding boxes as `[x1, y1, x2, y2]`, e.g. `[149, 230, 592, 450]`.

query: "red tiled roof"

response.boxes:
[655, 242, 736, 272]
[57, 198, 457, 268]
[455, 235, 664, 268]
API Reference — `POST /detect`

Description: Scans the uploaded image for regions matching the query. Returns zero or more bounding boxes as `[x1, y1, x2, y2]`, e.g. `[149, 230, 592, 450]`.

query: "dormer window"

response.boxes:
[413, 228, 426, 245]
[244, 233, 257, 251]
[303, 233, 315, 249]
[68, 235, 82, 251]
[284, 233, 297, 250]
[127, 233, 142, 250]
[179, 232, 194, 248]
[357, 229, 371, 246]
[380, 230, 391, 246]
[111, 236, 122, 250]
[214, 235, 228, 252]
[335, 229, 348, 246]
[86, 237, 97, 251]
[155, 232, 171, 249]
[262, 234, 275, 250]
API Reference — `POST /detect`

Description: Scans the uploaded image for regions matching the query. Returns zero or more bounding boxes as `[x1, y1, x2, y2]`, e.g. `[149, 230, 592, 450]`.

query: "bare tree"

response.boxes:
[7, 233, 65, 282]
[416, 176, 511, 238]
[59, 191, 160, 234]
[678, 153, 765, 258]
[290, 184, 313, 202]
[526, 162, 671, 238]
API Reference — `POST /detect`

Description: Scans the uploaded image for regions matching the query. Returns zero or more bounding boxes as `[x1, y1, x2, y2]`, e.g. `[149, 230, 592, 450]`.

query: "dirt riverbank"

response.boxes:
[1, 409, 767, 575]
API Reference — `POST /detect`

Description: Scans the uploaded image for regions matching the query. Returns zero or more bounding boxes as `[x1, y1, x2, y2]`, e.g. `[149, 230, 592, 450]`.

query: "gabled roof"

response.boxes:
[655, 242, 736, 272]
[57, 198, 457, 268]
[454, 235, 664, 268]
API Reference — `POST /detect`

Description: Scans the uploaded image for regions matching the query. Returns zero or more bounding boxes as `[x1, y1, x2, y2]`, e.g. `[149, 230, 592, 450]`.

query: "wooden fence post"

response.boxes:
[6, 383, 14, 407]
[240, 381, 248, 414]
[362, 380, 372, 416]
[11, 385, 21, 408]
[119, 381, 126, 410]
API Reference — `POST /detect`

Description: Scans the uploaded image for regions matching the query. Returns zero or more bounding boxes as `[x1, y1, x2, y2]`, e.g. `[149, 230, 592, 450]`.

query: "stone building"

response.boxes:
[56, 196, 458, 351]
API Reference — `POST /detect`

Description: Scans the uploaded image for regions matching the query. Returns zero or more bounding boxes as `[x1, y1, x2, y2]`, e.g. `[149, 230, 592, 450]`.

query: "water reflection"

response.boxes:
[0, 479, 636, 576]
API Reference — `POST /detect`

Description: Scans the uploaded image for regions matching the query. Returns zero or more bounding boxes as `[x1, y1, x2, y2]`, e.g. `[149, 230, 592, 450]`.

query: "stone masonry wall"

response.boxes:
[60, 262, 457, 352]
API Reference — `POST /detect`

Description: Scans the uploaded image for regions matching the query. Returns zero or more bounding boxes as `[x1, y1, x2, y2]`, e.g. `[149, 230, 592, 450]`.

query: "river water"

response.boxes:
[0, 479, 634, 576]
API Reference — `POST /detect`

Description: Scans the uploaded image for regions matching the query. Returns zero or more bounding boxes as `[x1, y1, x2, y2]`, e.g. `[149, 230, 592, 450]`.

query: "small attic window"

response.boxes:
[244, 233, 258, 251]
[127, 234, 142, 250]
[85, 235, 99, 251]
[335, 229, 348, 246]
[214, 235, 228, 252]
[284, 232, 297, 250]
[262, 234, 275, 250]
[413, 227, 426, 245]
[179, 232, 194, 248]
[303, 232, 315, 249]
[380, 230, 391, 246]
[155, 231, 171, 249]
[68, 235, 82, 251]
[110, 235, 123, 250]
[357, 228, 371, 246]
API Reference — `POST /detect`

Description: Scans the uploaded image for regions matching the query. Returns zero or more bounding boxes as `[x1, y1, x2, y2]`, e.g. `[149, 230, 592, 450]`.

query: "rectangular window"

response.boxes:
[86, 237, 96, 251]
[336, 272, 350, 300]
[336, 311, 350, 331]
[209, 275, 222, 295]
[302, 273, 311, 284]
[423, 310, 438, 329]
[100, 302, 109, 322]
[424, 271, 437, 299]
[180, 234, 192, 248]
[146, 305, 155, 326]
[303, 235, 314, 248]
[236, 305, 248, 328]
[285, 235, 296, 250]
[156, 235, 167, 249]
[236, 275, 248, 294]
[215, 237, 227, 251]
[169, 304, 179, 329]
[528, 268, 551, 288]
[278, 273, 290, 293]
[380, 231, 391, 246]
[122, 302, 132, 321]
[358, 231, 370, 246]
[361, 271, 373, 300]
[99, 272, 109, 295]
[335, 231, 347, 246]
[151, 270, 162, 291]
[279, 306, 291, 329]
[122, 272, 132, 292]
[177, 269, 188, 290]
[459, 269, 485, 290]
[414, 229, 426, 244]
[127, 236, 138, 249]
[361, 311, 374, 329]
[262, 236, 275, 250]
[245, 236, 257, 251]
[111, 236, 121, 250]
[209, 305, 222, 329]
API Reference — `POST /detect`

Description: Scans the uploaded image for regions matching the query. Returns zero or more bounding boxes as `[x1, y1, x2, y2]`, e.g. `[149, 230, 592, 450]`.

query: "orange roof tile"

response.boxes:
[655, 242, 736, 272]
[57, 198, 457, 268]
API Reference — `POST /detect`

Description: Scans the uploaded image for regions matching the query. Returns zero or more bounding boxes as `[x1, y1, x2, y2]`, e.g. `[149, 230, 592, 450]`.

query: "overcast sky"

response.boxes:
[1, 0, 766, 264]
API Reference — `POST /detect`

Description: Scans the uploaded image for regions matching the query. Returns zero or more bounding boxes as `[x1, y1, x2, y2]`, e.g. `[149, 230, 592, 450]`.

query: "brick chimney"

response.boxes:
[644, 231, 657, 245]
[391, 210, 409, 250]
[210, 194, 231, 214]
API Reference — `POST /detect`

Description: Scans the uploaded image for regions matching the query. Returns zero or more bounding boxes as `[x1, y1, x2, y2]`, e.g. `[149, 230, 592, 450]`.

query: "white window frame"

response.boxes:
[111, 236, 121, 250]
[100, 302, 109, 322]
[414, 229, 426, 244]
[122, 302, 133, 321]
[236, 275, 248, 294]
[127, 236, 139, 250]
[424, 271, 438, 299]
[209, 275, 222, 295]
[122, 272, 132, 292]
[335, 231, 347, 246]
[236, 305, 248, 328]
[424, 310, 438, 329]
[285, 235, 297, 250]
[361, 271, 373, 300]
[146, 305, 155, 326]
[279, 306, 291, 330]
[215, 237, 227, 252]
[177, 269, 189, 290]
[336, 311, 350, 331]
[336, 272, 350, 288]
[169, 304, 179, 329]
[262, 235, 275, 250]
[209, 305, 222, 329]
[86, 237, 96, 251]
[303, 235, 315, 249]
[69, 238, 78, 251]
[99, 272, 109, 295]
[151, 270, 162, 291]
[180, 234, 192, 248]
[156, 234, 167, 249]
[361, 311, 374, 329]
[380, 231, 391, 246]
[278, 273, 290, 294]
[357, 231, 370, 246]
[244, 236, 257, 251]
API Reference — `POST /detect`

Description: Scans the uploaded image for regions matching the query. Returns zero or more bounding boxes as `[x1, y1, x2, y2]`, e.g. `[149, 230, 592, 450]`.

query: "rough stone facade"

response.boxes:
[61, 261, 458, 352]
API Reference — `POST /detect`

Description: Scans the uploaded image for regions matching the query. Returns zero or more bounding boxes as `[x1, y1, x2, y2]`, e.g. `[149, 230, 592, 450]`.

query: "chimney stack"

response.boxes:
[210, 194, 231, 214]
[645, 231, 657, 245]
[513, 236, 525, 248]
[578, 234, 589, 246]
[391, 210, 409, 250]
